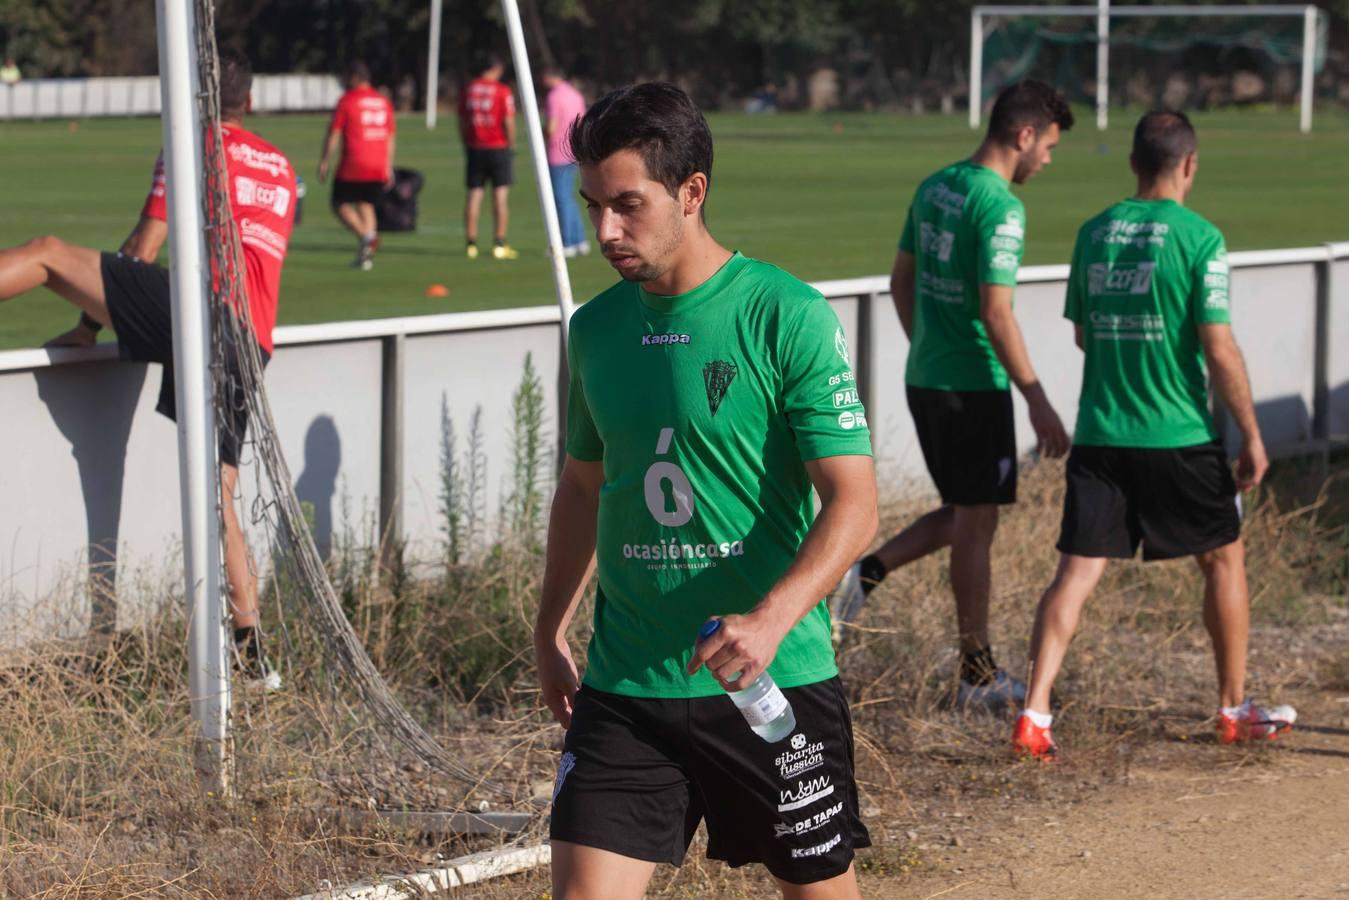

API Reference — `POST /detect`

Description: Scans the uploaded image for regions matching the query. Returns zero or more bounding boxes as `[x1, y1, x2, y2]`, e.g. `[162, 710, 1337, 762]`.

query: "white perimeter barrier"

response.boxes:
[0, 74, 342, 119]
[0, 244, 1345, 644]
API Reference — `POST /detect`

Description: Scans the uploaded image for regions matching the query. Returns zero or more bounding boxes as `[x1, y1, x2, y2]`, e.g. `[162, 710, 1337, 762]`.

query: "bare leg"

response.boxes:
[220, 463, 258, 630]
[334, 202, 365, 239]
[1024, 554, 1110, 713]
[465, 187, 485, 244]
[551, 841, 656, 900]
[1196, 539, 1249, 708]
[776, 863, 862, 899]
[949, 504, 1000, 655]
[358, 202, 378, 238]
[0, 235, 110, 325]
[873, 505, 954, 572]
[493, 185, 510, 243]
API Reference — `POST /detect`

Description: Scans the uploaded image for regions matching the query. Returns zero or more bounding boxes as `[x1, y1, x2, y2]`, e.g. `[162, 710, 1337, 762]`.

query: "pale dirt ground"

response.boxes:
[876, 692, 1349, 900]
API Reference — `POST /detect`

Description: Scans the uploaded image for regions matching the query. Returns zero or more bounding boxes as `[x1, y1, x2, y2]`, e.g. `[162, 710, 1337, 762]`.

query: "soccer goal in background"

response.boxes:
[970, 3, 1328, 133]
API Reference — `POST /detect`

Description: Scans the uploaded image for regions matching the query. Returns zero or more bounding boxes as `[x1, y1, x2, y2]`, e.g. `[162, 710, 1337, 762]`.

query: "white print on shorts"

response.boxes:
[790, 833, 842, 858]
[552, 751, 576, 802]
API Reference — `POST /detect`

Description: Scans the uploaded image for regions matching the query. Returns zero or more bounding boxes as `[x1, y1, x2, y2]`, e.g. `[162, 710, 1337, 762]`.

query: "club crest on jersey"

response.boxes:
[703, 360, 737, 417]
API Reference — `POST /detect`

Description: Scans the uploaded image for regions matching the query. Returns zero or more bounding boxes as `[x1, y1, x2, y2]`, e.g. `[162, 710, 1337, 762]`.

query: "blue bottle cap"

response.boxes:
[697, 619, 722, 641]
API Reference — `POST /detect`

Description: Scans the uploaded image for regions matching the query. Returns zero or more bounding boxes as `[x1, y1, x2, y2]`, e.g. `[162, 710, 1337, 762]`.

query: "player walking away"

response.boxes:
[1013, 111, 1295, 760]
[0, 50, 294, 690]
[537, 83, 878, 898]
[459, 54, 518, 260]
[828, 80, 1072, 711]
[541, 67, 588, 258]
[319, 60, 395, 271]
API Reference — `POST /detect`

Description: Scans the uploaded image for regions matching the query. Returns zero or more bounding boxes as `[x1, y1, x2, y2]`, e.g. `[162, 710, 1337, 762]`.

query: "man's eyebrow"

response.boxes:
[577, 189, 645, 204]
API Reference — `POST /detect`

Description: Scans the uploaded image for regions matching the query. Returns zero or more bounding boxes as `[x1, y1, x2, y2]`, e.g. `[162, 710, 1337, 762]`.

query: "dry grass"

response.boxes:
[1, 457, 1345, 898]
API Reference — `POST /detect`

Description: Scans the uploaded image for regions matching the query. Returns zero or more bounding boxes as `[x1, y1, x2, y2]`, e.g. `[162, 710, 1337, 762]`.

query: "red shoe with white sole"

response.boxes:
[1013, 712, 1058, 761]
[1217, 700, 1296, 744]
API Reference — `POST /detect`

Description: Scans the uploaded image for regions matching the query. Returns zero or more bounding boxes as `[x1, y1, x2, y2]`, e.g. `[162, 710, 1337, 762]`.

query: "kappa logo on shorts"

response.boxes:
[790, 833, 842, 858]
[703, 360, 737, 417]
[551, 751, 576, 802]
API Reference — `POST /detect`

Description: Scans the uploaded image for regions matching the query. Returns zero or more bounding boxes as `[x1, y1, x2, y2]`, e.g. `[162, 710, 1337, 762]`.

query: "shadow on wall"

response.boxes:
[33, 359, 147, 636]
[294, 414, 341, 560]
[1221, 394, 1313, 451]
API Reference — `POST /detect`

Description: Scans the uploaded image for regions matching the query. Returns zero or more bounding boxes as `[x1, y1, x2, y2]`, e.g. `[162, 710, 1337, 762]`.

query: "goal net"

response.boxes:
[971, 5, 1328, 132]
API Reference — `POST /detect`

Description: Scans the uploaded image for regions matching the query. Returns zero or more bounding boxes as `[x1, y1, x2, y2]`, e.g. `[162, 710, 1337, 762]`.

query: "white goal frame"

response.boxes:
[970, 2, 1324, 133]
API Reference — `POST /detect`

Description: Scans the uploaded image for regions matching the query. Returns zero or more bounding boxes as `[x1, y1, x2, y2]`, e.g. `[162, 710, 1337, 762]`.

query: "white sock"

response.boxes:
[361, 231, 376, 243]
[1221, 699, 1249, 719]
[1020, 708, 1053, 728]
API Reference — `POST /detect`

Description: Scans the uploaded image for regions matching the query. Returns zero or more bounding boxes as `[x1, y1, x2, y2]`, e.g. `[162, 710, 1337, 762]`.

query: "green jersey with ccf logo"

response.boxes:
[899, 160, 1026, 391]
[1065, 198, 1231, 448]
[566, 252, 874, 699]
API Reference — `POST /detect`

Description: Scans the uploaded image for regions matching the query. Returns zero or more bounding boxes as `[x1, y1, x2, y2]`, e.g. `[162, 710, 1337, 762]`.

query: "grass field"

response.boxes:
[2, 106, 1347, 350]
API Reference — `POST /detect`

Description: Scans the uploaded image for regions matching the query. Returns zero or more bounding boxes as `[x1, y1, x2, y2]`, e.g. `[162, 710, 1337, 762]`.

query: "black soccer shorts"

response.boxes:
[907, 384, 1017, 506]
[101, 252, 267, 468]
[1056, 442, 1242, 560]
[550, 678, 870, 884]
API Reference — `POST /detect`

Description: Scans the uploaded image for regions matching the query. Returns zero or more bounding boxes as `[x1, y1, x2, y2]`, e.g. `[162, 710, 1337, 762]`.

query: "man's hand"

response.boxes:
[1235, 436, 1269, 491]
[1027, 390, 1070, 459]
[536, 635, 582, 729]
[317, 158, 330, 183]
[45, 322, 98, 349]
[686, 611, 791, 692]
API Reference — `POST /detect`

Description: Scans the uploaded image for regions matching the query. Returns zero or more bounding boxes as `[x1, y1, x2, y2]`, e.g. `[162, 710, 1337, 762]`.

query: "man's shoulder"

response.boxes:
[1169, 204, 1223, 243]
[224, 126, 296, 182]
[735, 256, 822, 306]
[572, 281, 635, 335]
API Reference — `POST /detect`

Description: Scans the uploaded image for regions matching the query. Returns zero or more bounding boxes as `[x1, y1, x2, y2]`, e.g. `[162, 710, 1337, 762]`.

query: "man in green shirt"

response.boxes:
[536, 83, 879, 897]
[1013, 111, 1296, 760]
[830, 80, 1072, 710]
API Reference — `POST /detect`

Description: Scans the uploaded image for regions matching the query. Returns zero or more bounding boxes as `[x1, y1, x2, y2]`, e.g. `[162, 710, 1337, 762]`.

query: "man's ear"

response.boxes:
[682, 172, 709, 217]
[1016, 123, 1038, 154]
[1182, 151, 1198, 179]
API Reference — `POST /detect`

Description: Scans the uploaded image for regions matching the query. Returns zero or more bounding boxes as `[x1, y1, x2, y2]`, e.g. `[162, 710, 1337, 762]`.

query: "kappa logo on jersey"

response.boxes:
[1087, 261, 1156, 296]
[778, 775, 834, 812]
[703, 360, 737, 417]
[641, 333, 692, 347]
[235, 176, 292, 217]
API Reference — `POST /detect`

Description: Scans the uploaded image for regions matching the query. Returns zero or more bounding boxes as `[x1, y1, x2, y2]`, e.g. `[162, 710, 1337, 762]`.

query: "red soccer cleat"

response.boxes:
[1013, 712, 1058, 762]
[1217, 700, 1296, 744]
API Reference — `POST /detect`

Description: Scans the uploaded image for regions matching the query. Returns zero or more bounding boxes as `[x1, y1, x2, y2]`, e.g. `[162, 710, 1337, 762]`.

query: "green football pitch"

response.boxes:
[1, 107, 1346, 351]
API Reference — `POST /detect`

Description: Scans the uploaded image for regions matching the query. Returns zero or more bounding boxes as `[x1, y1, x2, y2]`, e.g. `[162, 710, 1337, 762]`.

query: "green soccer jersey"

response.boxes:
[1064, 198, 1231, 448]
[899, 160, 1025, 391]
[566, 252, 874, 699]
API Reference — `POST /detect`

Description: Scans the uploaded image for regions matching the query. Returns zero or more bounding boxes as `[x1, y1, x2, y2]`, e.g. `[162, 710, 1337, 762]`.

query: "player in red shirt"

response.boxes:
[458, 54, 518, 260]
[0, 50, 294, 689]
[318, 60, 395, 271]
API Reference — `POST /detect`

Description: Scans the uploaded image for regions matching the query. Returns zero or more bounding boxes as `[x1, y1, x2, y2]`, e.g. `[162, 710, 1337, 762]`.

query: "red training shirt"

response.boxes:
[329, 86, 395, 182]
[459, 78, 515, 150]
[141, 124, 297, 354]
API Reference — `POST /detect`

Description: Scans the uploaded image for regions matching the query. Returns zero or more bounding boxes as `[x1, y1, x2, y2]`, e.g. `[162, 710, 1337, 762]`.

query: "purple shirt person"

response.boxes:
[542, 69, 588, 255]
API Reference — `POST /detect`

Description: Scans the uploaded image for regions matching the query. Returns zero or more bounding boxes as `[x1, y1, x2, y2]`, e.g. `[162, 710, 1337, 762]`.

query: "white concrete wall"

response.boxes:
[0, 74, 343, 120]
[0, 250, 1344, 643]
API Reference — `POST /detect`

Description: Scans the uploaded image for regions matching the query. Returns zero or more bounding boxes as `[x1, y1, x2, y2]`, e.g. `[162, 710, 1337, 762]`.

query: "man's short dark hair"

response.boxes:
[219, 49, 252, 118]
[347, 60, 371, 84]
[986, 79, 1074, 145]
[476, 52, 504, 75]
[569, 82, 714, 207]
[1131, 110, 1197, 181]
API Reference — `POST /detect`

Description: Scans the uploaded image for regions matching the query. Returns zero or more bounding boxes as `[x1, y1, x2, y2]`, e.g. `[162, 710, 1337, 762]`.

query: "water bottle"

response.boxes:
[698, 619, 797, 743]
